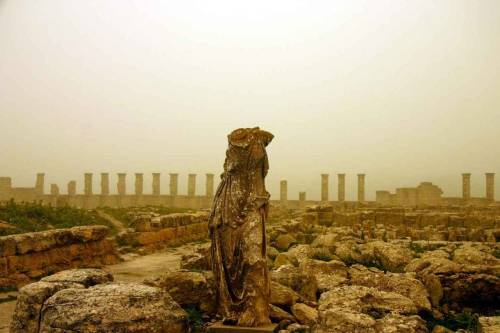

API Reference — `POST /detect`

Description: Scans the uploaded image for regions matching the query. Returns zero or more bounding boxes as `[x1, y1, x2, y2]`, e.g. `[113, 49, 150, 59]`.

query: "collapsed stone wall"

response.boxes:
[117, 212, 209, 253]
[0, 226, 119, 289]
[303, 206, 500, 242]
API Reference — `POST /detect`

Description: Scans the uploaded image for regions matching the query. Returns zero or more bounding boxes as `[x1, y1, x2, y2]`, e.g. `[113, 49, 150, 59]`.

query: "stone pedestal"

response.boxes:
[208, 323, 277, 333]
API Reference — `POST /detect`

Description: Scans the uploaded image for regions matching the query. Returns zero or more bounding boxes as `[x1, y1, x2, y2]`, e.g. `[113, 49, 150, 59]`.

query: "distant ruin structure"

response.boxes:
[152, 173, 161, 196]
[0, 171, 497, 209]
[338, 173, 345, 202]
[84, 173, 93, 196]
[462, 173, 471, 202]
[321, 174, 329, 201]
[357, 174, 365, 202]
[486, 173, 495, 201]
[280, 180, 288, 204]
[100, 173, 109, 196]
[205, 173, 214, 197]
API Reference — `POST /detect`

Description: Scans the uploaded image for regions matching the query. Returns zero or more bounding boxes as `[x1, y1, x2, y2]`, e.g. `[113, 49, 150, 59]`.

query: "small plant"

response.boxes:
[312, 251, 332, 262]
[184, 306, 204, 333]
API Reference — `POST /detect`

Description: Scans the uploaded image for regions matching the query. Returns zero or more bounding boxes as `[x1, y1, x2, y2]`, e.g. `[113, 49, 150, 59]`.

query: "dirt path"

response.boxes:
[96, 209, 126, 232]
[0, 242, 208, 333]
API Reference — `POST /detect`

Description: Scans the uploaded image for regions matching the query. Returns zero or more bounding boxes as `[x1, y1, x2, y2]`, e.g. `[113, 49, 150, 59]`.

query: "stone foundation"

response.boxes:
[0, 226, 119, 289]
[117, 212, 209, 253]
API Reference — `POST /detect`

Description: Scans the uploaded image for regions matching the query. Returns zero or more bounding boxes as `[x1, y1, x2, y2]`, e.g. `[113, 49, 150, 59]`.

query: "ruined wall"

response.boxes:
[117, 212, 209, 253]
[0, 226, 119, 289]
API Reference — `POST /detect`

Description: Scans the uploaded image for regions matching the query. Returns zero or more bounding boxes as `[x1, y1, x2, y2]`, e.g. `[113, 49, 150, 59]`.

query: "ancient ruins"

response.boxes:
[0, 172, 495, 209]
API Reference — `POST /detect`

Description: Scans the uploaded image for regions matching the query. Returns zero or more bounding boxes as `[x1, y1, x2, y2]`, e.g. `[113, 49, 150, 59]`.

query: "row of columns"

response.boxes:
[73, 173, 215, 197]
[462, 173, 495, 201]
[279, 174, 366, 203]
[321, 173, 365, 202]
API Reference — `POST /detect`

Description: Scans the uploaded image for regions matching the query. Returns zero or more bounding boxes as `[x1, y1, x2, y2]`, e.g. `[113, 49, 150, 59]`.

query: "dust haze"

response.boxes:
[1, 0, 499, 200]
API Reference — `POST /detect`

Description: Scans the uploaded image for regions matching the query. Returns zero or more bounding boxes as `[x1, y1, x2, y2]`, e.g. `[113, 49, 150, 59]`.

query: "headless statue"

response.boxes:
[209, 127, 274, 327]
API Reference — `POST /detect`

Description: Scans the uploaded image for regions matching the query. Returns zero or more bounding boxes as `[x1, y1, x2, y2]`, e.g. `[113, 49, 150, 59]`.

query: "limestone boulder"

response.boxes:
[10, 281, 84, 333]
[274, 252, 298, 269]
[367, 241, 414, 272]
[180, 243, 211, 270]
[275, 234, 298, 252]
[271, 264, 318, 301]
[374, 314, 428, 333]
[348, 264, 431, 312]
[270, 304, 296, 323]
[39, 283, 189, 333]
[144, 270, 215, 314]
[299, 259, 348, 292]
[40, 268, 113, 287]
[452, 244, 499, 266]
[287, 244, 314, 264]
[405, 250, 462, 275]
[270, 281, 300, 307]
[291, 303, 318, 326]
[315, 286, 420, 333]
[478, 316, 500, 333]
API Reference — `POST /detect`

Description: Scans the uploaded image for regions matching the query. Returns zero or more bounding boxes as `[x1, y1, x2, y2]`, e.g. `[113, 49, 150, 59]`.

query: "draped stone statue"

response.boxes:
[209, 127, 274, 327]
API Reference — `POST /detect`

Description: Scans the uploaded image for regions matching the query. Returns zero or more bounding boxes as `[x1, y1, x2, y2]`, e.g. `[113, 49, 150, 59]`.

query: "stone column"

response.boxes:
[462, 173, 471, 201]
[67, 181, 76, 196]
[299, 191, 306, 208]
[188, 174, 196, 197]
[117, 173, 126, 195]
[486, 173, 495, 201]
[35, 173, 45, 195]
[206, 173, 214, 197]
[50, 184, 59, 196]
[338, 173, 346, 202]
[357, 174, 365, 202]
[152, 173, 161, 196]
[321, 174, 329, 202]
[100, 173, 109, 195]
[280, 180, 288, 203]
[135, 173, 144, 195]
[84, 173, 93, 196]
[169, 173, 178, 196]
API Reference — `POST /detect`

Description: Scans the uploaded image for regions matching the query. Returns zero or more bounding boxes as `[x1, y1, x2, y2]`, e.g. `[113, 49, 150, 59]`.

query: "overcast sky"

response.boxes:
[1, 0, 499, 200]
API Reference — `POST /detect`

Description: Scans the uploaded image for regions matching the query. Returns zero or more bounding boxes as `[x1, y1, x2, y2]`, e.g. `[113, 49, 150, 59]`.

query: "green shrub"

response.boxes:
[0, 200, 116, 235]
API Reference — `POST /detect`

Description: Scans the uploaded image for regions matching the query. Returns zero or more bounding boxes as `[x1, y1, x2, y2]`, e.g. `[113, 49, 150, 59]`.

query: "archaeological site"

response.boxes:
[1, 1, 499, 333]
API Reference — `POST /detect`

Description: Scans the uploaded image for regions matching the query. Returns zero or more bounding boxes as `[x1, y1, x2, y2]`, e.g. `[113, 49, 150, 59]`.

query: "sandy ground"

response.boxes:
[0, 242, 207, 333]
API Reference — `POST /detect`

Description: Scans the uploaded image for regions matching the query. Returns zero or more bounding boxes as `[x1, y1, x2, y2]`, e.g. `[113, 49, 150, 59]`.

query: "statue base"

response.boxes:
[208, 322, 278, 333]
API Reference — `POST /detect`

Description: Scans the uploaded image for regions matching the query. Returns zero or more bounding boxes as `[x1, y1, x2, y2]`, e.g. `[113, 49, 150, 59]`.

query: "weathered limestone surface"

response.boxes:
[118, 212, 209, 253]
[0, 226, 119, 289]
[11, 269, 189, 333]
[40, 283, 189, 333]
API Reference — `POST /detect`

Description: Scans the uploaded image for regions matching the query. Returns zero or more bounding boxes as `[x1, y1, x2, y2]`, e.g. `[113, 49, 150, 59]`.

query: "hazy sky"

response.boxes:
[1, 0, 499, 200]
